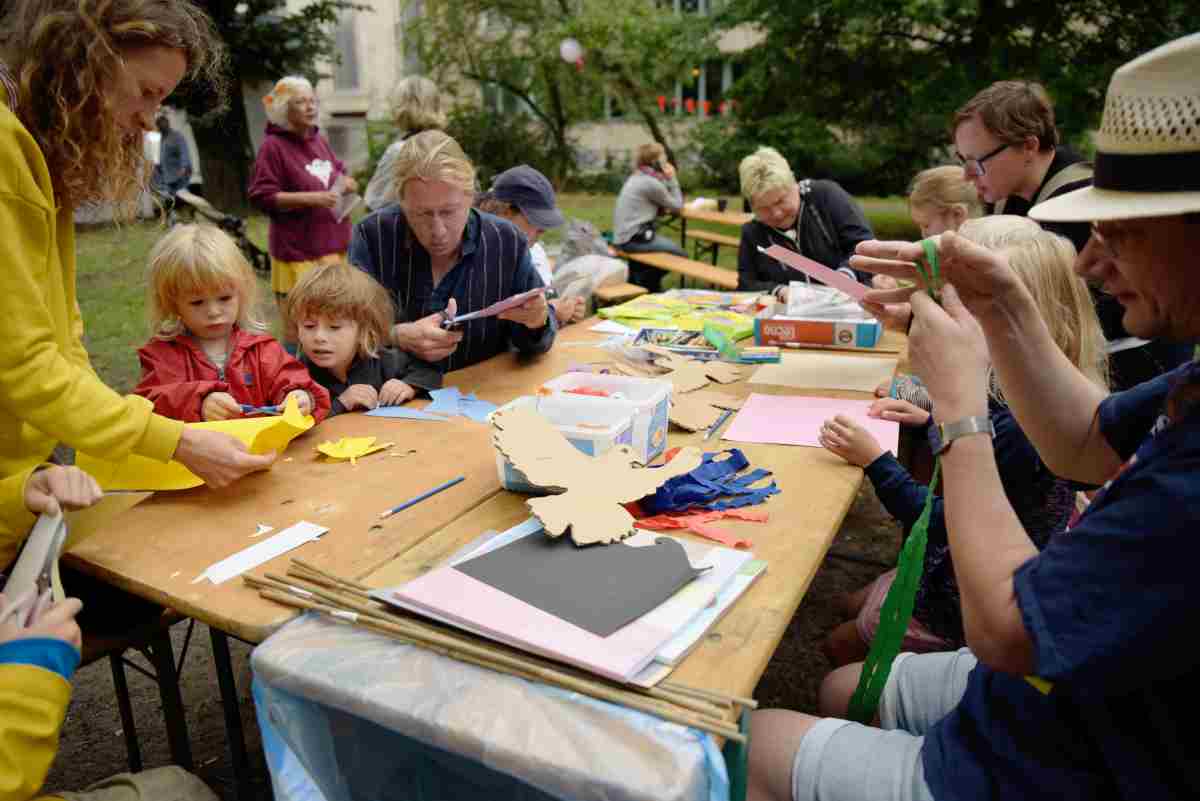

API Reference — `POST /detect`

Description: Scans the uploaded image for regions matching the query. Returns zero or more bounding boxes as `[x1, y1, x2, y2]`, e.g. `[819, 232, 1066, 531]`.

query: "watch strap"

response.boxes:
[934, 414, 994, 454]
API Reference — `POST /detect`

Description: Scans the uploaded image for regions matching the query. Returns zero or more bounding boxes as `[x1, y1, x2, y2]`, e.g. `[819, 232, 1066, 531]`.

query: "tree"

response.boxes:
[409, 0, 717, 184]
[175, 0, 361, 212]
[699, 0, 1195, 196]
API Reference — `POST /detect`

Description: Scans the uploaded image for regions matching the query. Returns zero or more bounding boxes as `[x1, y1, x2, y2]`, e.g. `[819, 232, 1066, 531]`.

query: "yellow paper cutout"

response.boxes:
[77, 395, 314, 491]
[316, 436, 392, 464]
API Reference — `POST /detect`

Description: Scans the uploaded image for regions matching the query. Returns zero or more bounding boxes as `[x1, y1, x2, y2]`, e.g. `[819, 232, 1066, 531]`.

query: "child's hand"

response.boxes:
[203, 392, 242, 421]
[869, 398, 931, 427]
[819, 415, 886, 467]
[24, 466, 102, 517]
[378, 379, 416, 406]
[0, 593, 82, 650]
[338, 384, 379, 411]
[285, 390, 313, 416]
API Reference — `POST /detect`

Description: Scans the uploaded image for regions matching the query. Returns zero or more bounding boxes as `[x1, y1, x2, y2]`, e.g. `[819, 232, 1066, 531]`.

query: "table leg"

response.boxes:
[147, 630, 194, 769]
[680, 216, 688, 248]
[209, 628, 251, 800]
[108, 654, 143, 772]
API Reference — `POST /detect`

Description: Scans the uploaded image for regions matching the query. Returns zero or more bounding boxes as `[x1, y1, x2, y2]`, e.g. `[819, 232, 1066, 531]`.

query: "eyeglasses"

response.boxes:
[957, 143, 1010, 178]
[1090, 221, 1137, 260]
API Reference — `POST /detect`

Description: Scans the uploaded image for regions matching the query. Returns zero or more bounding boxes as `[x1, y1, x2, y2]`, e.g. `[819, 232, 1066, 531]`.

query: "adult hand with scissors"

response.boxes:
[391, 298, 464, 362]
[0, 591, 83, 650]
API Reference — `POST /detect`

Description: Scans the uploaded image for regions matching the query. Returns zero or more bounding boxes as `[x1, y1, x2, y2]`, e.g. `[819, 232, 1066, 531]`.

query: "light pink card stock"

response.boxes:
[384, 567, 677, 682]
[761, 245, 868, 301]
[722, 393, 900, 453]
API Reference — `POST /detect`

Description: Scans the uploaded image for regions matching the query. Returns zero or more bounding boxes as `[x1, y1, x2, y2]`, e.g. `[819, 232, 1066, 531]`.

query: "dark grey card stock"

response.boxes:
[453, 534, 703, 637]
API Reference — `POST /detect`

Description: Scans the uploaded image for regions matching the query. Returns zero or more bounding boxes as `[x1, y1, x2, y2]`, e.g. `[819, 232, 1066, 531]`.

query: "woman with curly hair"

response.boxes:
[0, 1, 277, 593]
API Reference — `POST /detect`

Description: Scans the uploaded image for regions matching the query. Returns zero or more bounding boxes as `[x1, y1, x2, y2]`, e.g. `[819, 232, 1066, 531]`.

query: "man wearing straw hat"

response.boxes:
[745, 33, 1200, 801]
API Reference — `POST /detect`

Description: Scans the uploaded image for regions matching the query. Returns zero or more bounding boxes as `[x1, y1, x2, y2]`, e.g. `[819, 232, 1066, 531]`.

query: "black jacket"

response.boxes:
[302, 347, 443, 415]
[736, 179, 874, 293]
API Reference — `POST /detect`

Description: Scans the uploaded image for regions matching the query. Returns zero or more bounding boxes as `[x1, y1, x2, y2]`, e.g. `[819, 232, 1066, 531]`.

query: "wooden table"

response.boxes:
[64, 318, 902, 797]
[681, 207, 753, 228]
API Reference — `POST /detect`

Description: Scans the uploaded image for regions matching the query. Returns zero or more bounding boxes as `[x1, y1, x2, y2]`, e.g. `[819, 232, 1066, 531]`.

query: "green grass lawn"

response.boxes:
[77, 194, 914, 393]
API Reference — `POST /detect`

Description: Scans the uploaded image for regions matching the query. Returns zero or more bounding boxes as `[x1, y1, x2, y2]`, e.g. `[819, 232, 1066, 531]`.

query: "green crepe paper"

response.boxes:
[846, 238, 945, 724]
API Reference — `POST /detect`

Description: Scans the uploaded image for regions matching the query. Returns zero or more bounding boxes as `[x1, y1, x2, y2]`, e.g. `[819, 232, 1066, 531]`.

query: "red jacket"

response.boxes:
[134, 327, 331, 423]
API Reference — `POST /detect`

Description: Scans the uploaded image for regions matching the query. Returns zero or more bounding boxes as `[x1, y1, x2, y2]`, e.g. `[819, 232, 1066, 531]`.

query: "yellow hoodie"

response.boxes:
[0, 641, 76, 801]
[0, 105, 184, 567]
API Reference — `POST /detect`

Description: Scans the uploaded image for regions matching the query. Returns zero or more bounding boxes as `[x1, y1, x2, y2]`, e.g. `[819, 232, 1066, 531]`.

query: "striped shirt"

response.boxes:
[349, 207, 556, 372]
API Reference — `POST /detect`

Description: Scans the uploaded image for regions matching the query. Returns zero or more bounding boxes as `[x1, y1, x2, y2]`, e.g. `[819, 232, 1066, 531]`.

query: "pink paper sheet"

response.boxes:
[722, 393, 900, 453]
[761, 245, 868, 300]
[447, 287, 546, 325]
[385, 567, 676, 682]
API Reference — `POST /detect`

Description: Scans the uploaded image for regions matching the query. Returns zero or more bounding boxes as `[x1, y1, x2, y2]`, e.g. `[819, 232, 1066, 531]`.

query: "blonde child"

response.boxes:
[868, 165, 985, 403]
[289, 262, 443, 414]
[134, 225, 331, 423]
[821, 216, 1107, 665]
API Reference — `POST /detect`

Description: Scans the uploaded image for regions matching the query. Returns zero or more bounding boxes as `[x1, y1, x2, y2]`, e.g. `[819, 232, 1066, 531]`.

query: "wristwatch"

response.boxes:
[930, 415, 994, 455]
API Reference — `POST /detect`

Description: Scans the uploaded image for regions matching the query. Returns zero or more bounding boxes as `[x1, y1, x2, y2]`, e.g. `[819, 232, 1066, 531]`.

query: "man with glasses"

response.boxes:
[348, 131, 554, 371]
[952, 80, 1189, 389]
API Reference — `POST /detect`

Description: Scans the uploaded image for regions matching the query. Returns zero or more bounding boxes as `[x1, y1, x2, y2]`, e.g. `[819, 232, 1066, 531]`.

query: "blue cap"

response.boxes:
[491, 165, 565, 230]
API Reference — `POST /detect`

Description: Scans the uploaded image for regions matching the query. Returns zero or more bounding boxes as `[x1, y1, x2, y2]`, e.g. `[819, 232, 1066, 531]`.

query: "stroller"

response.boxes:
[172, 189, 271, 277]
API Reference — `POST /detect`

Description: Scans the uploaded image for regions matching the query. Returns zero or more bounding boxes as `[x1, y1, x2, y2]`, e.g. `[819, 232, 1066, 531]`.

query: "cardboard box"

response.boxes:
[754, 303, 882, 350]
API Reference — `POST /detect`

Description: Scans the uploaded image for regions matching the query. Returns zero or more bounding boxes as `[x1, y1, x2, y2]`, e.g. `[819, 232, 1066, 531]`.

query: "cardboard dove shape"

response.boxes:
[491, 406, 703, 545]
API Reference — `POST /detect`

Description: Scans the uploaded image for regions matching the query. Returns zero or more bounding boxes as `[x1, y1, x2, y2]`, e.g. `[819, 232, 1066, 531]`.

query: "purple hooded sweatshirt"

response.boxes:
[248, 123, 352, 262]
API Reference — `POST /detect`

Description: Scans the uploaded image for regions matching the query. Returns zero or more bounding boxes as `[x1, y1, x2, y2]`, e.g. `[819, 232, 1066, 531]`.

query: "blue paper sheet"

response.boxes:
[425, 388, 463, 416]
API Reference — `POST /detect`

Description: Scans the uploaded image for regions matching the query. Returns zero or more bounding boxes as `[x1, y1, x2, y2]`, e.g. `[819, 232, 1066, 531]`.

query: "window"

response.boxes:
[334, 11, 360, 90]
[400, 0, 424, 74]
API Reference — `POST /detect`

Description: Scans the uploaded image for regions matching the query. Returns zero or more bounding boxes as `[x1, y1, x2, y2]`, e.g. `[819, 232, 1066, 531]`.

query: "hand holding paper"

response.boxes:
[443, 287, 547, 329]
[759, 245, 867, 301]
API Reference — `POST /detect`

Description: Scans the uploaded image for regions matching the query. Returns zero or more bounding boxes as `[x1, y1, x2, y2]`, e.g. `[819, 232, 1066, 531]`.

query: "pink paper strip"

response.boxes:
[722, 393, 900, 453]
[448, 287, 546, 324]
[762, 245, 867, 301]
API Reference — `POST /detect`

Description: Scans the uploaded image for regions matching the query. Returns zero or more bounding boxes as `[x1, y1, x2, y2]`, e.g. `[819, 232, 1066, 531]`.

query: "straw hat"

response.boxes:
[1032, 33, 1200, 222]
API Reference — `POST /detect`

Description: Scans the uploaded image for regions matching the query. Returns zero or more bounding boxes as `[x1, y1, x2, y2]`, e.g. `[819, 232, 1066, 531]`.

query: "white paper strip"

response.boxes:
[194, 521, 329, 585]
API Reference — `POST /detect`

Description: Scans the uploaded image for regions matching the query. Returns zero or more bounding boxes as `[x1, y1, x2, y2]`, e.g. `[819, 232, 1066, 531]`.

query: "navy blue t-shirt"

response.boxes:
[923, 364, 1200, 800]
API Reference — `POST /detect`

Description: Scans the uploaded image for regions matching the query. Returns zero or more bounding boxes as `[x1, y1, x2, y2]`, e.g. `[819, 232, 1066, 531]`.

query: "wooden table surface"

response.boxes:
[63, 412, 502, 642]
[64, 315, 903, 677]
[680, 207, 753, 227]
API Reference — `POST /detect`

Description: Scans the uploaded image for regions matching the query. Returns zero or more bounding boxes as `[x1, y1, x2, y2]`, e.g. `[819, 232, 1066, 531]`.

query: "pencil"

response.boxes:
[379, 475, 466, 519]
[705, 408, 735, 440]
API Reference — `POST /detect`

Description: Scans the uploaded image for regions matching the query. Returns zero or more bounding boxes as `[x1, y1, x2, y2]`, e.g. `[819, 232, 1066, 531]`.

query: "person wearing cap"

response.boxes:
[951, 80, 1191, 390]
[476, 165, 586, 326]
[349, 131, 555, 371]
[744, 33, 1200, 801]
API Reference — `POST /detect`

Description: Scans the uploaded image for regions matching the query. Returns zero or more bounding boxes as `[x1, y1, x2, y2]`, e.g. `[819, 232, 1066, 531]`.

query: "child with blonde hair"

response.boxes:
[289, 262, 443, 414]
[134, 225, 331, 423]
[821, 215, 1107, 665]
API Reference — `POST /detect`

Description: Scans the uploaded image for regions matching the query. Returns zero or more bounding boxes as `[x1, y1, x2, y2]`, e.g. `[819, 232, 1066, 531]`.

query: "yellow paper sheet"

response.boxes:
[316, 436, 391, 464]
[749, 352, 898, 393]
[77, 395, 314, 491]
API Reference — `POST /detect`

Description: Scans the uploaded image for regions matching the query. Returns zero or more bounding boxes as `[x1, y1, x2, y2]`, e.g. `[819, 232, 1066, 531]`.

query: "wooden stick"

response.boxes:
[661, 680, 759, 710]
[260, 589, 745, 742]
[291, 558, 371, 591]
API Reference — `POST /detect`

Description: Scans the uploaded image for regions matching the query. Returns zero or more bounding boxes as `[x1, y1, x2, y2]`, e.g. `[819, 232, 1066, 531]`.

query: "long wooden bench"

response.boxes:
[688, 228, 741, 265]
[592, 282, 648, 307]
[615, 249, 739, 289]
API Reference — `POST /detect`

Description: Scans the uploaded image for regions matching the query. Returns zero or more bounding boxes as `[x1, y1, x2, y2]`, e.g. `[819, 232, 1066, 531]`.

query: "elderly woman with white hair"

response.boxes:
[248, 76, 357, 349]
[736, 147, 874, 300]
[364, 75, 447, 211]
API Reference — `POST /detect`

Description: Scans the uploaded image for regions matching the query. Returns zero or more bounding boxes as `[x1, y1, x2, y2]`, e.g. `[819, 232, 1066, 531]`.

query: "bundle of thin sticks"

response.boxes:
[245, 558, 755, 742]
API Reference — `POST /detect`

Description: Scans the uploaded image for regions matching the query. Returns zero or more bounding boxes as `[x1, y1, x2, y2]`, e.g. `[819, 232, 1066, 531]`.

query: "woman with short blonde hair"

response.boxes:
[365, 75, 449, 210]
[736, 146, 873, 299]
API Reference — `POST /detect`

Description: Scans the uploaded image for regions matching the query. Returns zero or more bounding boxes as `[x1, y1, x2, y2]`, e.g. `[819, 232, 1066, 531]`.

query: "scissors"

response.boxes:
[439, 288, 559, 331]
[1, 513, 66, 628]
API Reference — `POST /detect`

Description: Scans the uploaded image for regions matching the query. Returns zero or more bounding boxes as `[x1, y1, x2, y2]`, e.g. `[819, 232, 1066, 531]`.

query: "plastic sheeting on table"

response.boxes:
[251, 613, 729, 801]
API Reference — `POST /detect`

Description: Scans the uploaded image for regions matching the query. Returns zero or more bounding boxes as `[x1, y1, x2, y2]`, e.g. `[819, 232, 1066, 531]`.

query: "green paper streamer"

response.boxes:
[846, 237, 945, 724]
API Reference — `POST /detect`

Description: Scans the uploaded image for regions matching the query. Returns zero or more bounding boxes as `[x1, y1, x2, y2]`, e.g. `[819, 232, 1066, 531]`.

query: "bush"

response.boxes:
[445, 107, 569, 189]
[689, 115, 936, 199]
